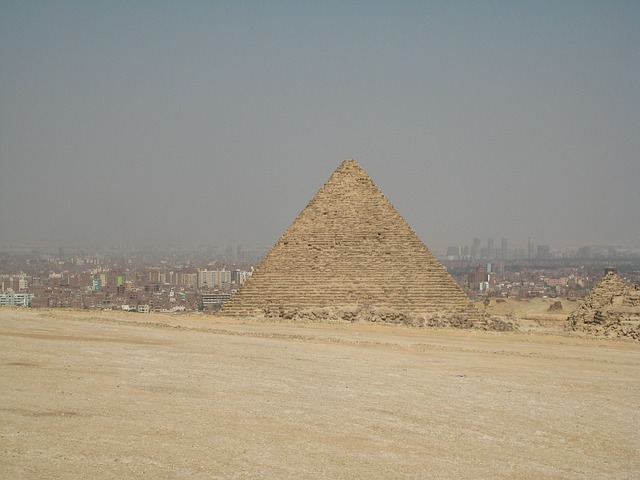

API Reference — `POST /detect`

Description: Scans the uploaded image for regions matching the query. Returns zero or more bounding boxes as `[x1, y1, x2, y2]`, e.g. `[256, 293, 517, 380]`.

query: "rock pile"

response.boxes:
[565, 272, 640, 340]
[223, 159, 504, 329]
[263, 306, 516, 331]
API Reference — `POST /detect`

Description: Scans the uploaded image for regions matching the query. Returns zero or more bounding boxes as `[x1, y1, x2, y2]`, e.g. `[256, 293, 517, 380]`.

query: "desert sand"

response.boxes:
[1, 305, 638, 479]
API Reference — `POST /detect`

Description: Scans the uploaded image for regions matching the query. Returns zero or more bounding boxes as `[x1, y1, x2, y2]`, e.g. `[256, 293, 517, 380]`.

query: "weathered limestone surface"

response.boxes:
[565, 272, 640, 340]
[223, 160, 509, 329]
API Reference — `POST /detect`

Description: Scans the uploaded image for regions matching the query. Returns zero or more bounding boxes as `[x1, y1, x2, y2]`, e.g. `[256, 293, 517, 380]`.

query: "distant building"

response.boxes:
[578, 246, 592, 259]
[164, 271, 197, 287]
[487, 238, 495, 259]
[198, 268, 232, 289]
[231, 269, 250, 287]
[537, 245, 550, 259]
[0, 290, 34, 307]
[472, 238, 481, 260]
[201, 291, 231, 310]
[500, 238, 508, 260]
[446, 246, 461, 260]
[468, 266, 489, 291]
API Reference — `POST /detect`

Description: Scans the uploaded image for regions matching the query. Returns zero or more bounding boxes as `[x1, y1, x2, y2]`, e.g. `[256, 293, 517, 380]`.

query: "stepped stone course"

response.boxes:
[565, 272, 640, 340]
[223, 159, 509, 329]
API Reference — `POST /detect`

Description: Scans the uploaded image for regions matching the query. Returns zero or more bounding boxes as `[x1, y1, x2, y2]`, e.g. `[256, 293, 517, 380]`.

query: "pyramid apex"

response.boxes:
[337, 158, 359, 167]
[334, 158, 368, 176]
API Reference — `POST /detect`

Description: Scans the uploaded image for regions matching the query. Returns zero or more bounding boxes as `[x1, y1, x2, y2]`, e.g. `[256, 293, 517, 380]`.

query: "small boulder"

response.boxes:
[548, 300, 563, 311]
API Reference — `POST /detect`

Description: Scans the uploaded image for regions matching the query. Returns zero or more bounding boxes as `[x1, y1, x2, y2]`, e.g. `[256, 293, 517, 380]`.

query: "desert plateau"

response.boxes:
[1, 302, 638, 479]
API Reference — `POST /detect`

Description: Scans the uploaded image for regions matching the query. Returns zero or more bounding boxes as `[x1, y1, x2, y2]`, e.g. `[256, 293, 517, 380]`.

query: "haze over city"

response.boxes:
[1, 2, 639, 252]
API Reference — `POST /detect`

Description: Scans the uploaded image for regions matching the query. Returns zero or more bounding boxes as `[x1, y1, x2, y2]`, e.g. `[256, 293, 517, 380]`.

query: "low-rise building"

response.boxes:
[0, 290, 34, 307]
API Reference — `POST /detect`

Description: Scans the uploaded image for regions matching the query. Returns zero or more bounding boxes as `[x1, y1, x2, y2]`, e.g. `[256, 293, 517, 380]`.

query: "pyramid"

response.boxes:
[565, 271, 640, 340]
[223, 159, 479, 322]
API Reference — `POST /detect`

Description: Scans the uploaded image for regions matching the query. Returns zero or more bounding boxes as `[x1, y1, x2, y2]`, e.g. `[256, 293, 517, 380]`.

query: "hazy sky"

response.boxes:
[1, 1, 639, 252]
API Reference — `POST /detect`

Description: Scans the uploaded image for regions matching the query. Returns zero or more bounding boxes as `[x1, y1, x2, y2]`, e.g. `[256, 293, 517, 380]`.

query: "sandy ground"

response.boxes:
[1, 306, 639, 479]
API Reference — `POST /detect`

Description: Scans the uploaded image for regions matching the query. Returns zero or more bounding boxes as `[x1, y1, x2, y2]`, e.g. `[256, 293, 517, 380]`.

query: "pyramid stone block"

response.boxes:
[223, 159, 479, 322]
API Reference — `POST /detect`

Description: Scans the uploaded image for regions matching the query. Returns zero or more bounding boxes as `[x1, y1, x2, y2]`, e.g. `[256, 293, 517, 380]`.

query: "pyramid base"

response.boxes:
[224, 305, 517, 331]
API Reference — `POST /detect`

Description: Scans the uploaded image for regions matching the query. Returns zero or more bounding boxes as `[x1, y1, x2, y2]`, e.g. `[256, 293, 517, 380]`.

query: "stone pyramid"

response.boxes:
[565, 271, 640, 340]
[223, 159, 479, 322]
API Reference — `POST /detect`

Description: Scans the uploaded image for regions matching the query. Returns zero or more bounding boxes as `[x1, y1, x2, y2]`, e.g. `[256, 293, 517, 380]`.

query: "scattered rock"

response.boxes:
[266, 306, 517, 332]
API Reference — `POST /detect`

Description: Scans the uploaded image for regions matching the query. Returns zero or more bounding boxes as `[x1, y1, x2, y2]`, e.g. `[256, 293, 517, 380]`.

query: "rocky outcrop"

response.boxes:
[223, 159, 496, 328]
[565, 272, 640, 340]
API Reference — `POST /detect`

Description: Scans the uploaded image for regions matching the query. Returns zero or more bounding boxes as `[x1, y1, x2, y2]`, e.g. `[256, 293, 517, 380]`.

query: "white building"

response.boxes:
[0, 290, 34, 307]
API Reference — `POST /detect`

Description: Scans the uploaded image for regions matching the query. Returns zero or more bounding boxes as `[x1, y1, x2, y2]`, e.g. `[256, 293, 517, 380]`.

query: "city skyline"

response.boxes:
[4, 241, 638, 313]
[1, 2, 639, 250]
[1, 234, 637, 263]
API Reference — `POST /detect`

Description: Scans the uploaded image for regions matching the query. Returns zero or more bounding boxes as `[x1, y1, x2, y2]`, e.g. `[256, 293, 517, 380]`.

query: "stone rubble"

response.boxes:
[565, 271, 640, 340]
[258, 305, 516, 331]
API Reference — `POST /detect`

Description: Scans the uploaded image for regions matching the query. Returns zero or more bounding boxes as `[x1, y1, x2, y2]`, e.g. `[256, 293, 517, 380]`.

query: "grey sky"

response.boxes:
[1, 1, 639, 252]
